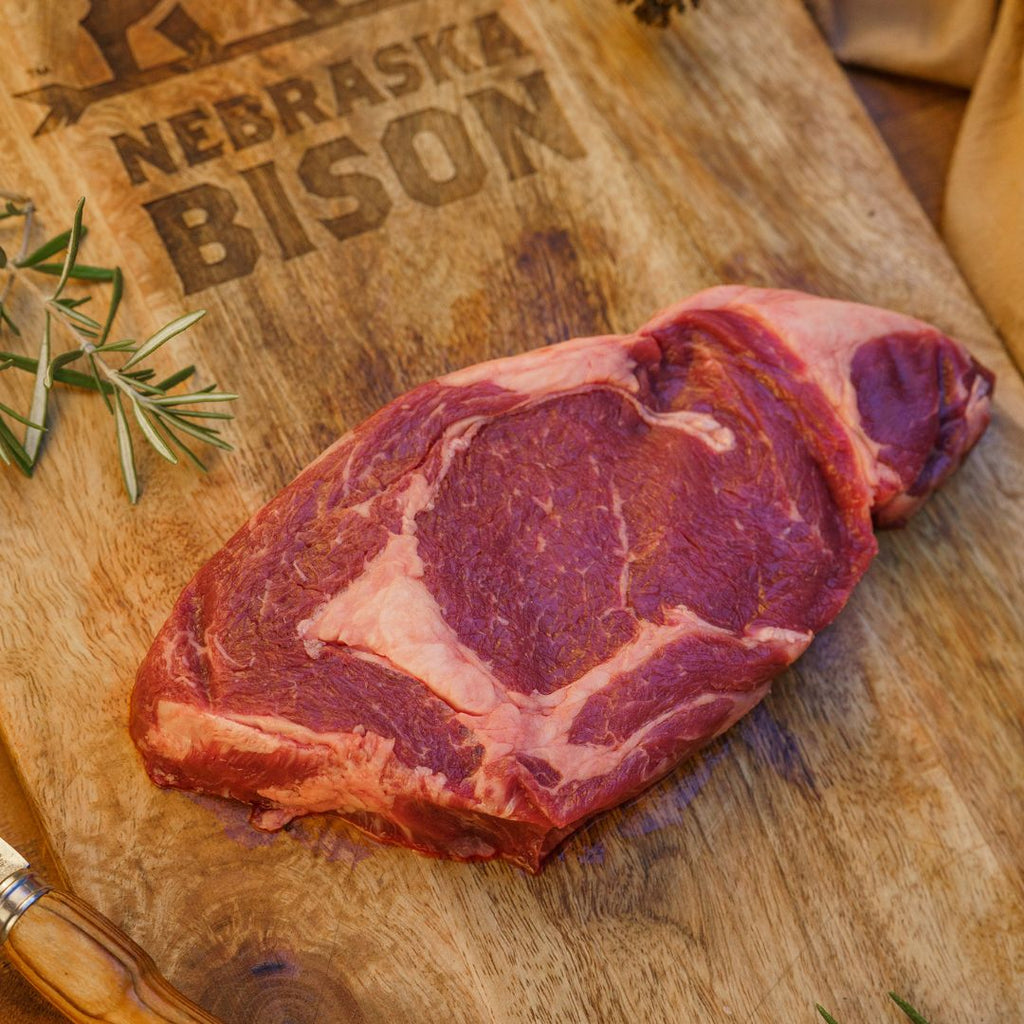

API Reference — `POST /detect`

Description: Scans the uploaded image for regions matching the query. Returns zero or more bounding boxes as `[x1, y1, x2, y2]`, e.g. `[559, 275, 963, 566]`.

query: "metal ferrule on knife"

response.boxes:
[0, 866, 50, 943]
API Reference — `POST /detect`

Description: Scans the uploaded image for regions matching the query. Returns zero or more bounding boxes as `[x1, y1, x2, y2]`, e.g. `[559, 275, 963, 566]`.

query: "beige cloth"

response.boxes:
[810, 1, 1024, 370]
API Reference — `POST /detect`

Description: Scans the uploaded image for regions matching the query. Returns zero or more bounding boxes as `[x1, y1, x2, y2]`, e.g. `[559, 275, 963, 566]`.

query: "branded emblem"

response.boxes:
[12, 3, 590, 295]
[16, 0, 417, 134]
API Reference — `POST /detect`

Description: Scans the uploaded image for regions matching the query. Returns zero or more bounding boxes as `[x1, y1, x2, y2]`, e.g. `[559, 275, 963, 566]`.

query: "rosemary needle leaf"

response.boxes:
[0, 350, 106, 391]
[0, 304, 20, 336]
[150, 392, 238, 406]
[159, 409, 233, 451]
[112, 393, 139, 503]
[45, 348, 85, 388]
[64, 362, 109, 391]
[97, 267, 123, 346]
[29, 262, 115, 281]
[122, 309, 206, 370]
[888, 993, 930, 1024]
[131, 401, 177, 464]
[50, 301, 101, 331]
[122, 368, 156, 382]
[154, 365, 196, 391]
[15, 225, 88, 269]
[169, 409, 234, 421]
[161, 425, 208, 472]
[50, 197, 86, 301]
[815, 1005, 841, 1024]
[0, 401, 44, 429]
[118, 376, 166, 397]
[0, 414, 34, 476]
[24, 313, 51, 463]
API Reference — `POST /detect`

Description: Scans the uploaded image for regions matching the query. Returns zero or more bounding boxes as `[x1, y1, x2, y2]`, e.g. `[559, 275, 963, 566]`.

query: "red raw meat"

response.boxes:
[130, 287, 994, 871]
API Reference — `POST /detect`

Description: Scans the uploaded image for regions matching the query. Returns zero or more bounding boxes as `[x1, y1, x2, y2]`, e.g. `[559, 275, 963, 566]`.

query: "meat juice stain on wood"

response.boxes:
[602, 742, 731, 842]
[1, 1, 1023, 1022]
[736, 702, 818, 792]
[188, 794, 378, 869]
[285, 818, 377, 868]
[556, 699, 817, 859]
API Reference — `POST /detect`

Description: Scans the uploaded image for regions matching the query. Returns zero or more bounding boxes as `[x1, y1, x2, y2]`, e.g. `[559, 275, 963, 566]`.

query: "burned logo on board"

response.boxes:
[13, 1, 589, 295]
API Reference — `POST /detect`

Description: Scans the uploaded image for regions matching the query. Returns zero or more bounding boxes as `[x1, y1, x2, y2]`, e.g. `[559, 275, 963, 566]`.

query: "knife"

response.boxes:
[1, 833, 222, 1023]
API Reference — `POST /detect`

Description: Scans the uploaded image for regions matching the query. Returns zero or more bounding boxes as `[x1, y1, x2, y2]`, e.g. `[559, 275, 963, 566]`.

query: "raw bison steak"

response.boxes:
[131, 286, 994, 871]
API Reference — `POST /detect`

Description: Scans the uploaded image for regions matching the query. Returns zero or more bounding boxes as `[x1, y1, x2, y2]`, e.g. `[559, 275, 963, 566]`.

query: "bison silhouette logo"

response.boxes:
[82, 0, 219, 78]
[15, 0, 417, 135]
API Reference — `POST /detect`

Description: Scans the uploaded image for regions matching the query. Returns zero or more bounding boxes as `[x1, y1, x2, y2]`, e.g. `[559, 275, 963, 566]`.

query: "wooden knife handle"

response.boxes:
[4, 887, 221, 1024]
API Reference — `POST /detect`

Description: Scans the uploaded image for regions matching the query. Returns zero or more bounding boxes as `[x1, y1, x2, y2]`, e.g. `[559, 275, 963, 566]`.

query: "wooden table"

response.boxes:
[0, 32, 979, 1024]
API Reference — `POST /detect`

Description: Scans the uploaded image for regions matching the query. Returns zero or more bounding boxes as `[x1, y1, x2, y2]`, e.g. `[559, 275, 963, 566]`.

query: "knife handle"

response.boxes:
[4, 883, 221, 1024]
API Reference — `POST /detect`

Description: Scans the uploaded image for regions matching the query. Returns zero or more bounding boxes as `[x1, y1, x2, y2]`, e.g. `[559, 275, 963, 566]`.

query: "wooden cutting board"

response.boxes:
[1, 1, 1022, 1021]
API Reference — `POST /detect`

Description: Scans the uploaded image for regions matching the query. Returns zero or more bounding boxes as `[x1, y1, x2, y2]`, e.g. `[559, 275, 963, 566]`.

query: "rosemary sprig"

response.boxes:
[0, 193, 237, 501]
[816, 992, 932, 1024]
[887, 992, 931, 1024]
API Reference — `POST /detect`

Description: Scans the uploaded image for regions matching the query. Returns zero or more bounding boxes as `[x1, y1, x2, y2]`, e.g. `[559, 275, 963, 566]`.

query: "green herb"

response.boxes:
[816, 992, 932, 1024]
[887, 992, 931, 1024]
[619, 0, 700, 27]
[0, 194, 237, 502]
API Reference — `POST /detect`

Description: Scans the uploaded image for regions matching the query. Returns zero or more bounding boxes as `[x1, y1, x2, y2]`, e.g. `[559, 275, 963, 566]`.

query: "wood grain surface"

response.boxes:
[1, 2, 1021, 1022]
